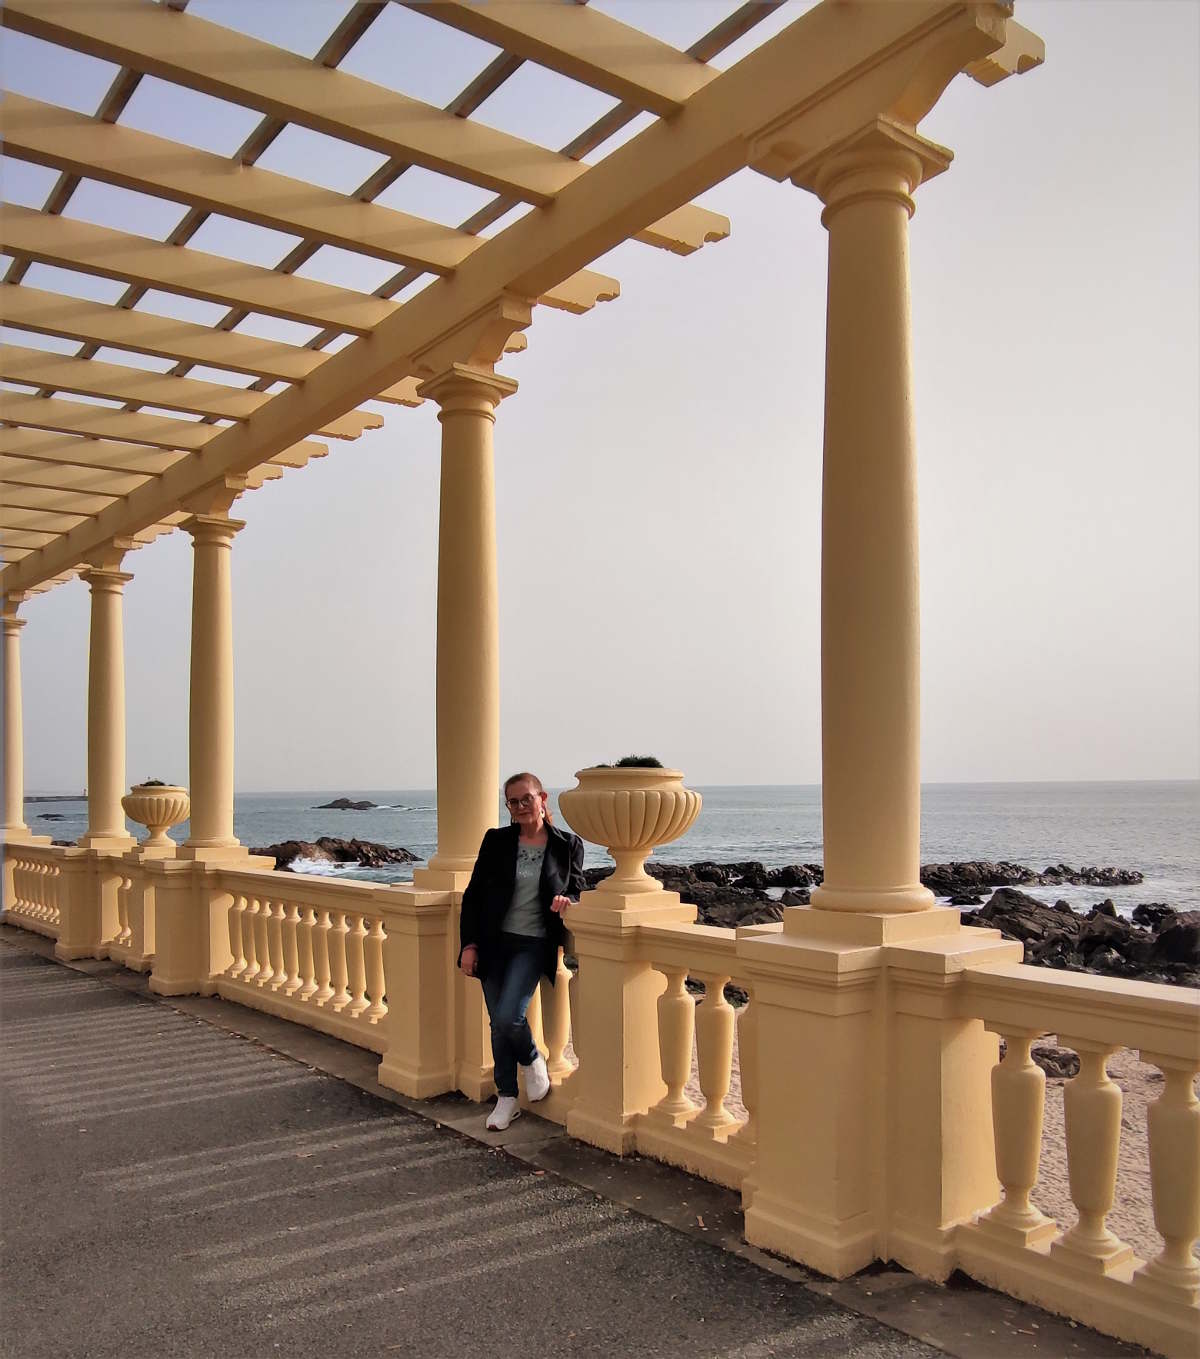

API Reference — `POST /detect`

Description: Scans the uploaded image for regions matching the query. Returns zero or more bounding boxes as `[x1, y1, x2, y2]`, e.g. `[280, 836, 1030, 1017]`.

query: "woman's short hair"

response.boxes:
[503, 771, 552, 823]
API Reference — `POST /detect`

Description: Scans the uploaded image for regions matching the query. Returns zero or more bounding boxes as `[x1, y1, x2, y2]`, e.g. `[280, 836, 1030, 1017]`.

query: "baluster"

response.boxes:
[327, 910, 352, 1011]
[312, 907, 334, 1005]
[48, 868, 61, 926]
[526, 983, 547, 1060]
[12, 860, 26, 913]
[33, 861, 46, 919]
[363, 916, 387, 1022]
[296, 905, 318, 1001]
[241, 896, 260, 986]
[344, 912, 370, 1016]
[1051, 1041, 1133, 1272]
[252, 895, 273, 985]
[267, 899, 287, 990]
[541, 948, 573, 1081]
[653, 966, 698, 1125]
[114, 877, 131, 948]
[734, 988, 758, 1147]
[227, 892, 248, 979]
[979, 1030, 1057, 1245]
[692, 971, 739, 1138]
[281, 902, 301, 994]
[1134, 1056, 1200, 1305]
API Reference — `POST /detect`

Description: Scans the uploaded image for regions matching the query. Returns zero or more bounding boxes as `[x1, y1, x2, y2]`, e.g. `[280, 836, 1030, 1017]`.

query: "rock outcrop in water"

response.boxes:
[919, 860, 1143, 904]
[577, 858, 1188, 986]
[251, 837, 417, 871]
[313, 798, 378, 811]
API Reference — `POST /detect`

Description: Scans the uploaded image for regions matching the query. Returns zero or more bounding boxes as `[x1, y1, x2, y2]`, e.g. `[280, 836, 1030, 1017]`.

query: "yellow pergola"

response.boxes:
[9, 16, 1199, 1358]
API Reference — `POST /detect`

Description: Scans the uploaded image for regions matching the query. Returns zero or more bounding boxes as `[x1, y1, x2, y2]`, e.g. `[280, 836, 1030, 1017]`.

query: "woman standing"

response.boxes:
[458, 772, 586, 1131]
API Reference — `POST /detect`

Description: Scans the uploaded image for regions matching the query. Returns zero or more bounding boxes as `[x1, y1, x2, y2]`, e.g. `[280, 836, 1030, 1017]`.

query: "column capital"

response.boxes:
[792, 118, 953, 226]
[182, 514, 246, 548]
[417, 363, 519, 420]
[80, 566, 134, 595]
[1, 614, 26, 636]
[85, 537, 138, 573]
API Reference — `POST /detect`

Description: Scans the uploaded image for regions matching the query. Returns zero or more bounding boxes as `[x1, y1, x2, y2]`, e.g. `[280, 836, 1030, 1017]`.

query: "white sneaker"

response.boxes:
[486, 1095, 521, 1131]
[523, 1053, 551, 1103]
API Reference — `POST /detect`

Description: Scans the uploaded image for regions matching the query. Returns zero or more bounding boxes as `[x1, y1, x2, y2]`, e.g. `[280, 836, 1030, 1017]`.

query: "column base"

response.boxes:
[809, 882, 936, 914]
[783, 903, 961, 945]
[76, 832, 136, 853]
[177, 842, 272, 868]
[0, 827, 50, 844]
[412, 865, 474, 893]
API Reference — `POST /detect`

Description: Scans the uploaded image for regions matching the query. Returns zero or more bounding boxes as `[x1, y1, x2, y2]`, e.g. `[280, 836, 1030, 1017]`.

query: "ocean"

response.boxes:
[23, 781, 1200, 917]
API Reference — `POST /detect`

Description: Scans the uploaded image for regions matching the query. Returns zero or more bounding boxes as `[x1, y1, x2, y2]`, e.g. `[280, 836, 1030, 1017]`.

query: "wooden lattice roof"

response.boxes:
[0, 0, 1042, 596]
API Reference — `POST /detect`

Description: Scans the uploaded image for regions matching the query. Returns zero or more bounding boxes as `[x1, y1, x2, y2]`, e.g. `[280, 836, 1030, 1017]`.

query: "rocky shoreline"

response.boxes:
[246, 839, 1194, 988]
[584, 859, 1195, 989]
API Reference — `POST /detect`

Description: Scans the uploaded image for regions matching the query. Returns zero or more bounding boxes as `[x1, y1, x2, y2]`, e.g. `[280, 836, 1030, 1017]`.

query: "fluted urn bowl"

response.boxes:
[558, 767, 701, 895]
[121, 784, 190, 848]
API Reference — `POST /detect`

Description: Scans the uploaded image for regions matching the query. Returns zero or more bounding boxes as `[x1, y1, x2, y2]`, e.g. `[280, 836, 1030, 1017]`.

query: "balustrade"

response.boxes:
[216, 873, 390, 1054]
[958, 963, 1200, 1358]
[634, 924, 755, 1191]
[4, 845, 64, 937]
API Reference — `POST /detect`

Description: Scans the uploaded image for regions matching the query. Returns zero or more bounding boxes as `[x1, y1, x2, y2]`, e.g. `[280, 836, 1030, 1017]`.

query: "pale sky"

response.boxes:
[5, 1, 1198, 794]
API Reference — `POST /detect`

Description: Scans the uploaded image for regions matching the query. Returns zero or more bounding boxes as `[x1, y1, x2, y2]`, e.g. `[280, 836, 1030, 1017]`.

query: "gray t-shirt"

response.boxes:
[502, 841, 547, 937]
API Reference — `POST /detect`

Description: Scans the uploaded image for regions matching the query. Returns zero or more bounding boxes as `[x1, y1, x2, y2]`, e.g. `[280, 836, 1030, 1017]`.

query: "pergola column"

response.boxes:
[179, 512, 245, 860]
[804, 120, 947, 917]
[78, 546, 136, 850]
[2, 598, 32, 838]
[414, 362, 517, 892]
[740, 120, 1016, 1281]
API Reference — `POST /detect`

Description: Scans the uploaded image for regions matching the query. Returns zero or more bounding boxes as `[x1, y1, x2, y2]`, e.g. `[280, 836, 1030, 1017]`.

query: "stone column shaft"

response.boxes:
[2, 612, 29, 834]
[808, 125, 943, 915]
[182, 514, 244, 853]
[79, 567, 135, 847]
[416, 364, 516, 887]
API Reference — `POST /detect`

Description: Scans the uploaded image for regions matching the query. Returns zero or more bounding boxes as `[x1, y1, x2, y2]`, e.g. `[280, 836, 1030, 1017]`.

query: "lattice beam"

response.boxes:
[0, 344, 382, 439]
[5, 95, 479, 275]
[1, 285, 325, 382]
[405, 0, 717, 115]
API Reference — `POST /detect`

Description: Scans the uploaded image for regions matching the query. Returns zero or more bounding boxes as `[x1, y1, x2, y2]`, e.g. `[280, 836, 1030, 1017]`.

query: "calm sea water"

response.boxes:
[25, 781, 1199, 915]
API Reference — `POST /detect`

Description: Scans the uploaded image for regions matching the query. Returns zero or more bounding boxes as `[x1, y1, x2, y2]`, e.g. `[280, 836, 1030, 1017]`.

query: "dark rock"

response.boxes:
[1032, 1045, 1080, 1080]
[921, 860, 1142, 899]
[921, 861, 1036, 897]
[949, 893, 983, 906]
[37, 813, 66, 821]
[1088, 899, 1118, 918]
[767, 864, 815, 888]
[251, 837, 418, 871]
[1132, 902, 1176, 929]
[1153, 912, 1200, 967]
[780, 888, 811, 907]
[731, 865, 768, 891]
[1088, 946, 1128, 975]
[314, 798, 378, 811]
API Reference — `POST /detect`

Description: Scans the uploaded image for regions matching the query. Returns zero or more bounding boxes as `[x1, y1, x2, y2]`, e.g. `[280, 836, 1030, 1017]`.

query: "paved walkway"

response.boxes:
[0, 938, 1147, 1358]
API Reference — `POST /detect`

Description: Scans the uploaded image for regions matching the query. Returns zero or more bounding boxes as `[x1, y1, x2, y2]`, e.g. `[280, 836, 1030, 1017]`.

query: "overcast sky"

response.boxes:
[6, 0, 1198, 794]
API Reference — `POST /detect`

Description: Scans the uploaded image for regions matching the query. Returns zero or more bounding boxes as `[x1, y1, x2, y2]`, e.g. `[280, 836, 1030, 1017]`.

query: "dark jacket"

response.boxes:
[459, 822, 586, 983]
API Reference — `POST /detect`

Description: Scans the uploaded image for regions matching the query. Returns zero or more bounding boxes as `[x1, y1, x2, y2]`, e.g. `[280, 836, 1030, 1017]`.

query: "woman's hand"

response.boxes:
[460, 944, 479, 977]
[550, 895, 572, 915]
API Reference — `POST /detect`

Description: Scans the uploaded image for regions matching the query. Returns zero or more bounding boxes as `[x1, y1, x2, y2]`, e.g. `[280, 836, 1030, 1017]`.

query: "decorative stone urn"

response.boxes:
[558, 767, 701, 895]
[121, 783, 190, 848]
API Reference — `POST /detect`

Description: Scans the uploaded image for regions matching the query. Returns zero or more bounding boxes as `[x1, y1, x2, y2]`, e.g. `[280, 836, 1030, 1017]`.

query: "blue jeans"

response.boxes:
[481, 935, 543, 1097]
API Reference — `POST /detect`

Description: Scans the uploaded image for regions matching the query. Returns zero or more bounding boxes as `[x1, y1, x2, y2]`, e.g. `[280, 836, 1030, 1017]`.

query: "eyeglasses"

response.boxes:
[505, 793, 539, 809]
